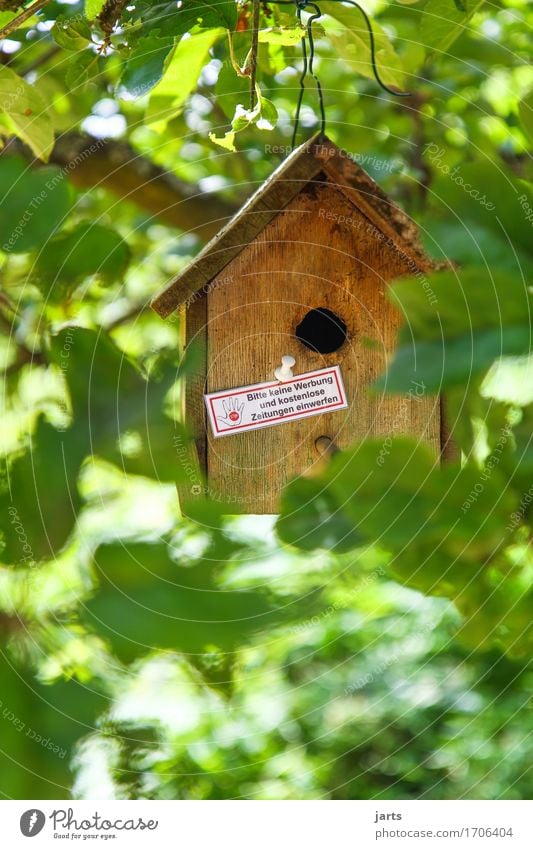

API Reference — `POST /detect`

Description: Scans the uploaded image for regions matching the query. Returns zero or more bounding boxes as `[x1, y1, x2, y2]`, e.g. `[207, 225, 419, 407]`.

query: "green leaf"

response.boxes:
[422, 216, 532, 277]
[209, 128, 236, 151]
[85, 0, 106, 19]
[0, 417, 87, 564]
[0, 67, 54, 162]
[0, 326, 184, 564]
[375, 270, 533, 392]
[454, 572, 533, 658]
[204, 0, 237, 29]
[86, 541, 273, 658]
[321, 1, 405, 91]
[0, 649, 106, 798]
[0, 156, 71, 255]
[118, 34, 175, 100]
[210, 87, 277, 150]
[258, 97, 278, 129]
[279, 438, 519, 557]
[277, 476, 365, 552]
[277, 437, 521, 612]
[518, 91, 533, 142]
[431, 162, 533, 256]
[0, 327, 183, 564]
[258, 25, 304, 46]
[379, 327, 531, 393]
[85, 541, 323, 663]
[393, 270, 531, 345]
[145, 28, 224, 127]
[501, 404, 533, 507]
[64, 51, 100, 91]
[52, 15, 93, 51]
[48, 328, 184, 484]
[481, 356, 533, 407]
[140, 0, 237, 35]
[36, 222, 130, 295]
[420, 0, 486, 63]
[215, 60, 249, 120]
[0, 11, 16, 28]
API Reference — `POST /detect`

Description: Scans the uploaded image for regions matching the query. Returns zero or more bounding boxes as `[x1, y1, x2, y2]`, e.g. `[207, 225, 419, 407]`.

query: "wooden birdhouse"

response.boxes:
[151, 134, 442, 514]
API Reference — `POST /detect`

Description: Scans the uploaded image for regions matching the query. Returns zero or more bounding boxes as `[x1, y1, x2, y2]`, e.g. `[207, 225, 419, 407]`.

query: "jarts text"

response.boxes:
[374, 812, 402, 823]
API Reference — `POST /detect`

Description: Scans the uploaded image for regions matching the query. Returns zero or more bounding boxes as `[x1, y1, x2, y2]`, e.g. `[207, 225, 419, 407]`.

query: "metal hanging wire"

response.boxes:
[271, 0, 412, 147]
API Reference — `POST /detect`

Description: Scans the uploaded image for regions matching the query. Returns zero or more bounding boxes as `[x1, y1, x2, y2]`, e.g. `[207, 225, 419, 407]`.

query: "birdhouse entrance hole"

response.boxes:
[295, 307, 347, 354]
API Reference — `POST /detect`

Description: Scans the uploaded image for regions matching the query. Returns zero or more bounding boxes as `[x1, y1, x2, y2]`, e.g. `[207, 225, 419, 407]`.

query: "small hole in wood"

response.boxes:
[295, 307, 347, 354]
[315, 435, 338, 457]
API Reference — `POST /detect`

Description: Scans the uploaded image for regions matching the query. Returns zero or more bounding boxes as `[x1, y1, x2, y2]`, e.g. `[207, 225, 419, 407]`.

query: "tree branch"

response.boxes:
[51, 133, 237, 239]
[5, 133, 238, 240]
[0, 0, 51, 41]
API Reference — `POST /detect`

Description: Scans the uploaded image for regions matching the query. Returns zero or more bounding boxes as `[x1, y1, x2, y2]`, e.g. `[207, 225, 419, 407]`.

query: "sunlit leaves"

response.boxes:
[420, 0, 486, 62]
[258, 25, 304, 46]
[85, 0, 106, 19]
[321, 1, 406, 91]
[215, 59, 250, 120]
[501, 403, 533, 505]
[0, 67, 55, 162]
[209, 90, 278, 151]
[0, 0, 532, 802]
[145, 28, 224, 127]
[86, 541, 271, 659]
[454, 556, 533, 658]
[482, 356, 533, 408]
[280, 438, 517, 560]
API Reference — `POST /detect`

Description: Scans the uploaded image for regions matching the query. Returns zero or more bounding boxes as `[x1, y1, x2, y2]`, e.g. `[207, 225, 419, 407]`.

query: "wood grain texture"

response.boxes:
[150, 133, 443, 318]
[175, 296, 208, 515]
[317, 145, 434, 271]
[205, 177, 441, 513]
[151, 137, 332, 317]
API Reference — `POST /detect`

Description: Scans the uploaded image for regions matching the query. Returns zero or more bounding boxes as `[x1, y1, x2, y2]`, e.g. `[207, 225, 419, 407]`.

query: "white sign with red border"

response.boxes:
[205, 366, 348, 438]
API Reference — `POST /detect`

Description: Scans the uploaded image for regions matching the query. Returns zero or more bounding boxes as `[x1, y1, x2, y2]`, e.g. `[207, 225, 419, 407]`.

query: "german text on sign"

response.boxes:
[205, 366, 348, 438]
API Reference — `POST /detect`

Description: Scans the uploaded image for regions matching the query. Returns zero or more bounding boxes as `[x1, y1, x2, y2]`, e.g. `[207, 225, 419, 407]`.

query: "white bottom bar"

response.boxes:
[2, 800, 532, 848]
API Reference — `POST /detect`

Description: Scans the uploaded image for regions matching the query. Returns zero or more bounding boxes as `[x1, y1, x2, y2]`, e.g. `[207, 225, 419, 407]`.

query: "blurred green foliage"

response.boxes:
[0, 0, 531, 801]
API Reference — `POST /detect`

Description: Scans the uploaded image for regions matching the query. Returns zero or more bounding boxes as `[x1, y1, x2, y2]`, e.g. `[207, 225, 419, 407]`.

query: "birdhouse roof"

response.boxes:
[151, 132, 432, 317]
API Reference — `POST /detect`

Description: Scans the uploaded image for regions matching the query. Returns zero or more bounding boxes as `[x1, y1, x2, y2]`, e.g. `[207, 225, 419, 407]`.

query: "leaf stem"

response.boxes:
[227, 30, 250, 78]
[250, 0, 260, 109]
